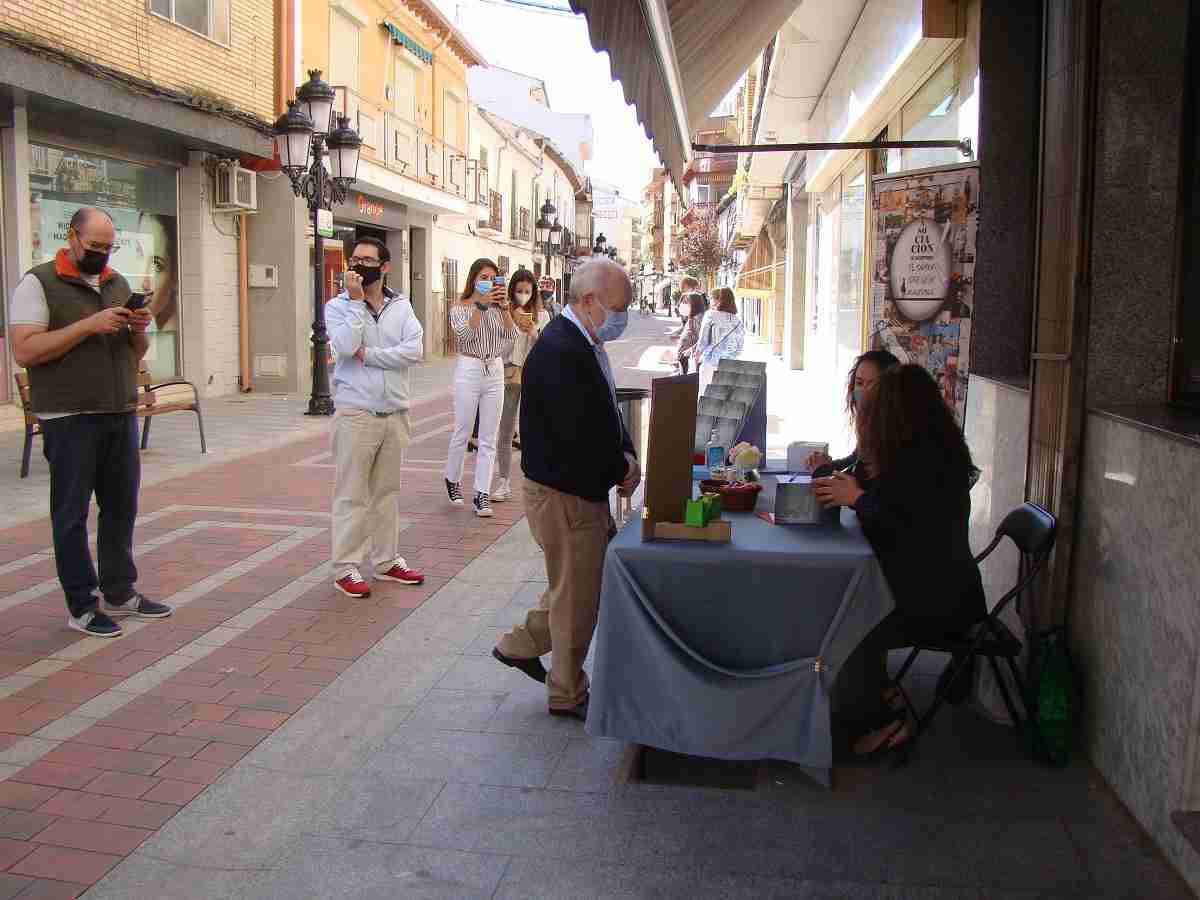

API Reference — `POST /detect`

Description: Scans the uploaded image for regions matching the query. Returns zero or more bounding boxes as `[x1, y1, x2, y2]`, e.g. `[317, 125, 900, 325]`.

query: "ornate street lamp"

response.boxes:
[593, 233, 607, 255]
[274, 70, 362, 416]
[536, 199, 558, 279]
[549, 218, 563, 252]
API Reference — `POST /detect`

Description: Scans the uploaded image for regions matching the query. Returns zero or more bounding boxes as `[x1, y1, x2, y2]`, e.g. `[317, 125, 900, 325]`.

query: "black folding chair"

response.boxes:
[892, 502, 1058, 737]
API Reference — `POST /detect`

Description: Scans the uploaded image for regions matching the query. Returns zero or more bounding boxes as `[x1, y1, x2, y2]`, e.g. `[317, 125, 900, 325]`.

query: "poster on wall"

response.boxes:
[868, 163, 979, 425]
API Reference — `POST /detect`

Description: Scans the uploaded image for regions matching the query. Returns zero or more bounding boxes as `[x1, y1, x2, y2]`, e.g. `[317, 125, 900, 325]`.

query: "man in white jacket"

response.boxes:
[325, 237, 425, 598]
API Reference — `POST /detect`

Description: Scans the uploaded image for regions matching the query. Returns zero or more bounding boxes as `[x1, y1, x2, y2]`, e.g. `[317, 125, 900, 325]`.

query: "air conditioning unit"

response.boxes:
[214, 162, 257, 212]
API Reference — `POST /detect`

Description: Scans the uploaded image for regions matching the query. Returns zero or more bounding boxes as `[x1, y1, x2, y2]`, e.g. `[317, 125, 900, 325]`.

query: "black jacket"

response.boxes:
[519, 315, 635, 502]
[852, 441, 985, 635]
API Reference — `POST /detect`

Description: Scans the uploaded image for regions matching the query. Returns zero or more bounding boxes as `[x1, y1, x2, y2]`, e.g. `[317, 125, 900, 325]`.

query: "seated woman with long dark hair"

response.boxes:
[814, 364, 985, 759]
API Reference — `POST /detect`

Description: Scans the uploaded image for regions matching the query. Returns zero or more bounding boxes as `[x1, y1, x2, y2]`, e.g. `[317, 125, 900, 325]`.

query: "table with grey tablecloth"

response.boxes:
[585, 502, 895, 785]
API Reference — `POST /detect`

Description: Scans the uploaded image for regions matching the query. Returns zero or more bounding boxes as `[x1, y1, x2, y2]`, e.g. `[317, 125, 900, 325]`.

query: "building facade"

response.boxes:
[1, 0, 276, 414]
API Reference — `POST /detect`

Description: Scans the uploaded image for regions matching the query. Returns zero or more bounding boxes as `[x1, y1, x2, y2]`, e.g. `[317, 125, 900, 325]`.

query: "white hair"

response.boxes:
[569, 257, 629, 307]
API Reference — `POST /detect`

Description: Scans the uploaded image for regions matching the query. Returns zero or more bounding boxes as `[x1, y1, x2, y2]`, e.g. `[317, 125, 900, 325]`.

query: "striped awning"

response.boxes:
[567, 0, 799, 198]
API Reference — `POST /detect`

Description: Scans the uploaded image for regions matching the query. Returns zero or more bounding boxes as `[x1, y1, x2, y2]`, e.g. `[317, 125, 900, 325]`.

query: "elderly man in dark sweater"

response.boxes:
[492, 258, 639, 720]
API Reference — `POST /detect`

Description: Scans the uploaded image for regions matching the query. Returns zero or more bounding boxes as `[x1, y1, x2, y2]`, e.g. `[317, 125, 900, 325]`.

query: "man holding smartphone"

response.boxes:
[7, 207, 172, 638]
[325, 237, 426, 597]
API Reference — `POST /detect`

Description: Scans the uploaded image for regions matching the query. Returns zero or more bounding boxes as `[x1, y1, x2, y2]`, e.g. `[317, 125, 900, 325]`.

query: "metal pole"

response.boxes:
[306, 134, 335, 416]
[691, 138, 973, 157]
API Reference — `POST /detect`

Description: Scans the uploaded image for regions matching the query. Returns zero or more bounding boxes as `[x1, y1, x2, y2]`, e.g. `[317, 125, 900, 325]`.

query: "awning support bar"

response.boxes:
[692, 138, 974, 158]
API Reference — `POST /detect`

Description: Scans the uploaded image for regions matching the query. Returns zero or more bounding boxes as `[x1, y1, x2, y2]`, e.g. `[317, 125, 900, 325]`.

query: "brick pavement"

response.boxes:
[0, 389, 532, 896]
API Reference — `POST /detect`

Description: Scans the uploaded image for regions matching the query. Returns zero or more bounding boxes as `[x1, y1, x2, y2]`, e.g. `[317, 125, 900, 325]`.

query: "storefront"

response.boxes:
[24, 143, 182, 382]
[329, 191, 410, 301]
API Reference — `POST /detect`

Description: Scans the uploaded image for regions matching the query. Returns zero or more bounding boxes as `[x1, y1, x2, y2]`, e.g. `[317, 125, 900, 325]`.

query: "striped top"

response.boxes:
[449, 303, 516, 360]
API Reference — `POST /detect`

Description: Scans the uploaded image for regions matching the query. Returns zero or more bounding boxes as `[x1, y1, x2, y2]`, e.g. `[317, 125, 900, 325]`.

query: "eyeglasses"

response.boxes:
[348, 257, 381, 267]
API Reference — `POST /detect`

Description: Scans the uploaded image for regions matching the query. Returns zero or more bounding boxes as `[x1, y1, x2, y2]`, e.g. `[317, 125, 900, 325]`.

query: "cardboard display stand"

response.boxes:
[641, 372, 732, 543]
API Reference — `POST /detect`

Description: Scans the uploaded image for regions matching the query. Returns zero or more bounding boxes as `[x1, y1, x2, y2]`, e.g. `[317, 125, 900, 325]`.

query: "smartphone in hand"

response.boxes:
[125, 292, 149, 311]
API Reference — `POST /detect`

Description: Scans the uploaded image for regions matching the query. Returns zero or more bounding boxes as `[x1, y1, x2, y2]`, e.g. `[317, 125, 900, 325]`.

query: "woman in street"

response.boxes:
[674, 292, 705, 375]
[445, 258, 516, 518]
[814, 364, 985, 760]
[693, 287, 745, 393]
[493, 269, 549, 502]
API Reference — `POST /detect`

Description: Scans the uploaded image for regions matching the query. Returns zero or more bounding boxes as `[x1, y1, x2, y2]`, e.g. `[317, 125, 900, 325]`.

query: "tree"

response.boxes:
[676, 208, 733, 291]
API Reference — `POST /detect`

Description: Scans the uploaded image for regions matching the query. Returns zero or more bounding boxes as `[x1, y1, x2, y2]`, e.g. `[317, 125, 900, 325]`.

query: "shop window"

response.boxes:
[899, 50, 978, 172]
[26, 144, 181, 381]
[149, 0, 230, 45]
[835, 159, 866, 381]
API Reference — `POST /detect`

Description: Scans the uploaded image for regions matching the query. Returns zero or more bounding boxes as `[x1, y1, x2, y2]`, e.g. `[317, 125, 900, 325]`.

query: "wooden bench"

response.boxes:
[14, 368, 207, 478]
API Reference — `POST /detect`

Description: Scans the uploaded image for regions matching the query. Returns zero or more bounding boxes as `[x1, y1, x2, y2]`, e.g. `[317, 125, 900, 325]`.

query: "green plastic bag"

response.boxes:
[1026, 626, 1080, 767]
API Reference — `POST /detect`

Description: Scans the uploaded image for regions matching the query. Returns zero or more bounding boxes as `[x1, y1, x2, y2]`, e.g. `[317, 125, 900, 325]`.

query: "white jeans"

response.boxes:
[446, 356, 504, 495]
[698, 361, 718, 395]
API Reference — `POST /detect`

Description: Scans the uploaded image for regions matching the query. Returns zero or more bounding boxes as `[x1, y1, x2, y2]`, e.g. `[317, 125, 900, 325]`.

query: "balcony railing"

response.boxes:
[333, 85, 482, 205]
[478, 190, 503, 233]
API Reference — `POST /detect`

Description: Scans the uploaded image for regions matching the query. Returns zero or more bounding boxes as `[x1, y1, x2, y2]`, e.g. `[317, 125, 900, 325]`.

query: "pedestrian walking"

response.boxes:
[493, 270, 550, 502]
[674, 292, 705, 375]
[7, 206, 172, 637]
[694, 287, 746, 394]
[325, 237, 426, 599]
[445, 258, 516, 518]
[492, 257, 640, 721]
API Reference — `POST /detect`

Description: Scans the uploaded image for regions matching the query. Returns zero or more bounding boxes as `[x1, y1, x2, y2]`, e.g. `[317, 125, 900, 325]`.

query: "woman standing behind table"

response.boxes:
[493, 270, 549, 502]
[693, 287, 745, 393]
[807, 349, 900, 478]
[445, 258, 516, 519]
[674, 293, 705, 375]
[814, 364, 986, 760]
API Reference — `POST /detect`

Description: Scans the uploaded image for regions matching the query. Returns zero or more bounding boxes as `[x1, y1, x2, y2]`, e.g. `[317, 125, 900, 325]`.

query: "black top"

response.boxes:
[519, 315, 635, 503]
[851, 440, 985, 636]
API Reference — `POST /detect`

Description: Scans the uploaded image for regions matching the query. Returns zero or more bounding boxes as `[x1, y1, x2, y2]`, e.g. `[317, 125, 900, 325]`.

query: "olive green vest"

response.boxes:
[26, 260, 139, 414]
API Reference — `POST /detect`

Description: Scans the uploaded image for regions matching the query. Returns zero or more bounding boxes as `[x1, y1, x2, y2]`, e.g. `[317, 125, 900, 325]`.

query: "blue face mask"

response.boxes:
[851, 388, 865, 408]
[595, 309, 629, 342]
[475, 279, 493, 296]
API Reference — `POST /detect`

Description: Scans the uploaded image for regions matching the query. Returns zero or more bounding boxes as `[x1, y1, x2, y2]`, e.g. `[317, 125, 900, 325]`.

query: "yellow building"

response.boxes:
[1, 0, 276, 406]
[250, 0, 487, 370]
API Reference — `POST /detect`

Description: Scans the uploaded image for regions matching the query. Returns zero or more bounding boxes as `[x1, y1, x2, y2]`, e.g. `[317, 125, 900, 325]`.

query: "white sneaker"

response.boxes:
[492, 478, 512, 502]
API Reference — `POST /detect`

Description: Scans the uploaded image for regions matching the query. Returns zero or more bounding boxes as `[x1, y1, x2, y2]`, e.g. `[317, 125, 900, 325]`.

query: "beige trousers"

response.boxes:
[331, 408, 411, 575]
[497, 480, 611, 709]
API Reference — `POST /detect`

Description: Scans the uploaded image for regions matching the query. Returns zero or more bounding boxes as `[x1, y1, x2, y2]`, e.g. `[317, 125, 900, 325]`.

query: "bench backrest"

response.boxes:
[13, 367, 156, 428]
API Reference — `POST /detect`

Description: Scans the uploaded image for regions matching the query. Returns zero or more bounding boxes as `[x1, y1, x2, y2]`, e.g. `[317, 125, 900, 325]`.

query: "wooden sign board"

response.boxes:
[643, 372, 698, 531]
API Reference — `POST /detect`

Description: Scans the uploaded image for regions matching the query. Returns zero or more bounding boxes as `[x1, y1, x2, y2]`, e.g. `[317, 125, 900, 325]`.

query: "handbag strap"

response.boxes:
[708, 317, 745, 354]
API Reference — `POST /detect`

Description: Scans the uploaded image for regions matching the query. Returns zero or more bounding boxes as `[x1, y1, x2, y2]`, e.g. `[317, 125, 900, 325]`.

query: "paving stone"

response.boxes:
[10, 844, 122, 886]
[240, 698, 409, 776]
[402, 689, 508, 731]
[76, 850, 273, 900]
[370, 728, 569, 788]
[0, 809, 55, 841]
[260, 836, 510, 900]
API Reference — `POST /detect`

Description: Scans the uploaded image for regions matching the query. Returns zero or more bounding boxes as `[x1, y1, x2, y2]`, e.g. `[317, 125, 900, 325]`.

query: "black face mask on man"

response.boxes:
[352, 264, 383, 288]
[539, 289, 554, 301]
[76, 248, 110, 276]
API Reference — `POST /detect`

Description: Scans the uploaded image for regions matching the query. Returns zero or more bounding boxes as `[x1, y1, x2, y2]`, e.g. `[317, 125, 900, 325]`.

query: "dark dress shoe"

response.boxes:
[549, 696, 589, 721]
[492, 647, 546, 683]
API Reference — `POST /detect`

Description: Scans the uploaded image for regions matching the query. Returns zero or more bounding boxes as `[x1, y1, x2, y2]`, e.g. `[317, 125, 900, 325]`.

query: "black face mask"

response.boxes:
[77, 248, 110, 275]
[539, 290, 554, 301]
[353, 264, 383, 287]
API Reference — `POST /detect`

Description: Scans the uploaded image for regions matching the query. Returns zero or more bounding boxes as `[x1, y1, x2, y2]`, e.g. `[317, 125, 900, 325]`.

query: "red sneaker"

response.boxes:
[334, 568, 371, 598]
[376, 558, 425, 585]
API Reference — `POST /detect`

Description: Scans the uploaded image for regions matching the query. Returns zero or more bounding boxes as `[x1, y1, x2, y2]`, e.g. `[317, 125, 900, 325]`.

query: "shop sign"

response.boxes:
[357, 195, 385, 219]
[316, 208, 334, 238]
[869, 163, 979, 425]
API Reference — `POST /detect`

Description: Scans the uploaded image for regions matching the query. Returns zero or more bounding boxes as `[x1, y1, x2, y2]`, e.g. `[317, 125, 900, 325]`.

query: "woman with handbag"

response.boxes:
[693, 287, 746, 393]
[493, 270, 549, 502]
[674, 293, 705, 374]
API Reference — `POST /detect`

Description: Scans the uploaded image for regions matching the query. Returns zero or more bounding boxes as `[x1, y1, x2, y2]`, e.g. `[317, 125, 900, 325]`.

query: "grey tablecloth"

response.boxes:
[586, 504, 895, 784]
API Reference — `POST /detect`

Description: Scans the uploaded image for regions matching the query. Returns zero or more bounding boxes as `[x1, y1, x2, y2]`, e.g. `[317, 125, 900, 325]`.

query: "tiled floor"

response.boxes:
[0, 380, 532, 896]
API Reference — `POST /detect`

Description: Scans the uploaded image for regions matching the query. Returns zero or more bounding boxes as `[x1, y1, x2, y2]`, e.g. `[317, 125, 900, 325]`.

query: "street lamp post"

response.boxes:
[536, 199, 558, 279]
[273, 70, 363, 416]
